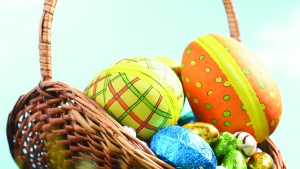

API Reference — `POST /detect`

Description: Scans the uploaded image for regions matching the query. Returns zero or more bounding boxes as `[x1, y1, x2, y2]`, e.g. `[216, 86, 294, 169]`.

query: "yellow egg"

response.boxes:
[183, 122, 219, 145]
[155, 56, 181, 77]
[84, 56, 184, 141]
[247, 152, 274, 169]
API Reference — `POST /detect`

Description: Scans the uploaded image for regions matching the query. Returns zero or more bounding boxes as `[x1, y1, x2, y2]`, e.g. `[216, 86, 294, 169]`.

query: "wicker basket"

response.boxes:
[6, 0, 286, 168]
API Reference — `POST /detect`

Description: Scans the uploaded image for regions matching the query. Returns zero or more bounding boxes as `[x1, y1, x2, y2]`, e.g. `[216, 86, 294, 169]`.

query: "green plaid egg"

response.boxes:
[84, 56, 184, 141]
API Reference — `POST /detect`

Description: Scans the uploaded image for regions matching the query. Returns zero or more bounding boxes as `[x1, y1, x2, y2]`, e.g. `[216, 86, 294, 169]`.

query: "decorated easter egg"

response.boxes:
[114, 56, 185, 112]
[155, 56, 186, 106]
[155, 56, 182, 77]
[211, 132, 237, 163]
[181, 34, 282, 143]
[150, 126, 216, 169]
[234, 131, 257, 156]
[183, 122, 219, 145]
[221, 150, 247, 169]
[84, 56, 184, 141]
[247, 152, 274, 169]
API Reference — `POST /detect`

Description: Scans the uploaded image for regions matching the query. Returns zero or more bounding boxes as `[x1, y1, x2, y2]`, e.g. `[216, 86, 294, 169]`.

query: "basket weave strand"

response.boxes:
[6, 0, 286, 168]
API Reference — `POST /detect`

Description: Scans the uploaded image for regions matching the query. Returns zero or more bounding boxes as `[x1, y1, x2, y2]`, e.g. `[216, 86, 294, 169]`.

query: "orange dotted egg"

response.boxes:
[181, 34, 282, 143]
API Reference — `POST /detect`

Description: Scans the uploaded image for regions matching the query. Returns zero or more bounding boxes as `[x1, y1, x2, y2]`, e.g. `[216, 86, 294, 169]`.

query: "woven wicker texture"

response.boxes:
[6, 0, 286, 168]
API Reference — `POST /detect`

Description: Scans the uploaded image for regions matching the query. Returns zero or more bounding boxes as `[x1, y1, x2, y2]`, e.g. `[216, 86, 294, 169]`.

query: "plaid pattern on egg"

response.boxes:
[84, 71, 174, 141]
[115, 57, 184, 113]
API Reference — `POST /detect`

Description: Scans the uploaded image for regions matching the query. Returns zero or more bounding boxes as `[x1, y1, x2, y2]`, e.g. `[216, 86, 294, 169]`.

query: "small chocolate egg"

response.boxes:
[221, 150, 247, 169]
[255, 148, 262, 153]
[123, 125, 136, 137]
[245, 157, 250, 164]
[234, 131, 257, 156]
[150, 126, 216, 169]
[177, 110, 197, 126]
[216, 166, 226, 169]
[247, 152, 274, 169]
[211, 132, 237, 163]
[183, 122, 219, 145]
[141, 141, 148, 147]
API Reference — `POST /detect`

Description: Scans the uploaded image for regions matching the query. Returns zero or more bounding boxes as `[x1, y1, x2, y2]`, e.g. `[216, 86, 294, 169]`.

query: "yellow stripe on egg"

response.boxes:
[195, 34, 269, 143]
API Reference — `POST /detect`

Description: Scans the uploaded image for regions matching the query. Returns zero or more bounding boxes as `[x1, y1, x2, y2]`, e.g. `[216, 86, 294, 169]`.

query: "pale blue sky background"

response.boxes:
[1, 0, 299, 168]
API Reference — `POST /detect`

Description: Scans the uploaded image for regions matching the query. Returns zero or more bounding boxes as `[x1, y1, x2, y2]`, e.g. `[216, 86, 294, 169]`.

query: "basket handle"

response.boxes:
[39, 0, 56, 81]
[38, 0, 240, 81]
[222, 0, 241, 42]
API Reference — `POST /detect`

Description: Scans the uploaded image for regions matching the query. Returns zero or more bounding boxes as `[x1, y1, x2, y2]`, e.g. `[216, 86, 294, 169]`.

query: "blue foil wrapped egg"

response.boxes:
[150, 125, 216, 169]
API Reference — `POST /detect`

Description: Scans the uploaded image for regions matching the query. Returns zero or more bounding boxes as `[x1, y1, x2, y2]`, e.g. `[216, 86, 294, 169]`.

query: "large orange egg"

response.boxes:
[181, 34, 282, 143]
